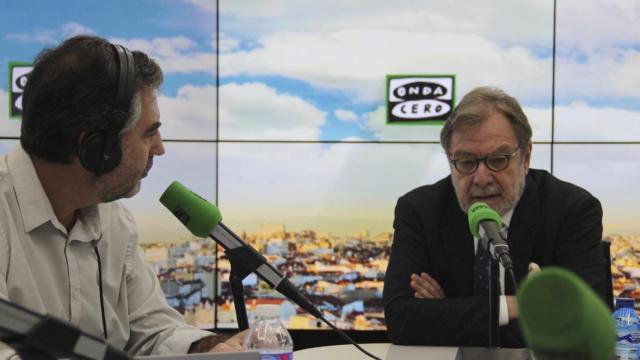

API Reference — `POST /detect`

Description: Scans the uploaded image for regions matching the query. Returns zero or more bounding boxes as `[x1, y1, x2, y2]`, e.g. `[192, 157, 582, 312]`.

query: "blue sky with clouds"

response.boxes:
[1, 0, 639, 237]
[0, 1, 203, 83]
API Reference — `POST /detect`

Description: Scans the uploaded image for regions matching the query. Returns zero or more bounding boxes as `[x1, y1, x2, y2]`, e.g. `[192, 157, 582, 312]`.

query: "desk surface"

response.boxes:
[294, 343, 459, 360]
[294, 343, 533, 360]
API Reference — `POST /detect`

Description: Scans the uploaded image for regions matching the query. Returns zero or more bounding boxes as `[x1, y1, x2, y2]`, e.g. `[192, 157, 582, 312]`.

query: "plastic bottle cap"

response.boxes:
[255, 304, 280, 318]
[616, 298, 635, 309]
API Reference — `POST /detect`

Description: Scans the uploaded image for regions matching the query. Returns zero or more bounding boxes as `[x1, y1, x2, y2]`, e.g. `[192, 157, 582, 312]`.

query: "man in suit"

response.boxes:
[383, 86, 606, 347]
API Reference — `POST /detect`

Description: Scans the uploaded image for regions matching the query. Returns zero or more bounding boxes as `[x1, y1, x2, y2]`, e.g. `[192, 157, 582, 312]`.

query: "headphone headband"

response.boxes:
[113, 44, 135, 114]
[77, 43, 136, 176]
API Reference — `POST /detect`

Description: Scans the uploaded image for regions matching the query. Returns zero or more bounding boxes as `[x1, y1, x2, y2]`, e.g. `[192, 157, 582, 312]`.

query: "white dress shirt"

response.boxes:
[0, 145, 212, 356]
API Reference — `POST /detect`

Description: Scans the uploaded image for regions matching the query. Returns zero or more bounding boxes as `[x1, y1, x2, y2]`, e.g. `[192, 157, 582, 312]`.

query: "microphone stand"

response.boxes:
[456, 248, 520, 360]
[227, 247, 258, 331]
[488, 253, 500, 348]
[226, 243, 298, 331]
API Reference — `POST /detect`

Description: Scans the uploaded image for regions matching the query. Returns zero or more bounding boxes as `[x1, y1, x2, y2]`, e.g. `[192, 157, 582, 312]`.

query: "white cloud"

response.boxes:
[220, 29, 551, 104]
[361, 103, 553, 143]
[4, 29, 215, 76]
[0, 87, 220, 142]
[556, 48, 640, 101]
[218, 0, 638, 52]
[557, 0, 640, 51]
[111, 36, 216, 75]
[218, 33, 240, 53]
[215, 0, 638, 105]
[219, 82, 326, 140]
[524, 107, 553, 143]
[113, 36, 197, 57]
[219, 0, 552, 47]
[161, 52, 216, 74]
[362, 105, 443, 142]
[157, 85, 217, 140]
[334, 109, 358, 122]
[61, 23, 95, 37]
[5, 22, 95, 45]
[181, 0, 216, 13]
[361, 100, 640, 144]
[555, 102, 640, 142]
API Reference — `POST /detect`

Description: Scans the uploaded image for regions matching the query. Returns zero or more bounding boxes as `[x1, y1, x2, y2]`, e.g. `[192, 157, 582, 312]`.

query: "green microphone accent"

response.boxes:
[517, 267, 615, 360]
[159, 181, 222, 238]
[468, 202, 502, 237]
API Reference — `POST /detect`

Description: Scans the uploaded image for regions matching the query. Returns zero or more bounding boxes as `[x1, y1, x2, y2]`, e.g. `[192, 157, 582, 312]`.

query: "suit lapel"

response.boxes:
[505, 175, 539, 294]
[441, 180, 475, 295]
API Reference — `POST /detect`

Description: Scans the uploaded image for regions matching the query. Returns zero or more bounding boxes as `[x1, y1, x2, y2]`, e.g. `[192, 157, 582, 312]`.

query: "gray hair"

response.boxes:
[440, 86, 532, 153]
[120, 92, 142, 134]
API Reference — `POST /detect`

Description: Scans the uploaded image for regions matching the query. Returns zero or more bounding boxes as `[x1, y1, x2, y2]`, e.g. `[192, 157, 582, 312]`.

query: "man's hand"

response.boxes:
[189, 330, 248, 353]
[410, 272, 446, 299]
[506, 295, 519, 320]
[208, 330, 247, 352]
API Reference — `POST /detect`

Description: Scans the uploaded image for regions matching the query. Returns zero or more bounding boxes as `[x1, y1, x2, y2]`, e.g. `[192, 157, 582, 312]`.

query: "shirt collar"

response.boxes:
[476, 207, 514, 242]
[501, 208, 514, 230]
[8, 145, 57, 232]
[8, 145, 102, 242]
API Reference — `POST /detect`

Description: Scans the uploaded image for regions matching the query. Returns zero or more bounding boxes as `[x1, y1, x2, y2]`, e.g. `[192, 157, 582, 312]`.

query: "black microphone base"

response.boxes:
[455, 347, 532, 360]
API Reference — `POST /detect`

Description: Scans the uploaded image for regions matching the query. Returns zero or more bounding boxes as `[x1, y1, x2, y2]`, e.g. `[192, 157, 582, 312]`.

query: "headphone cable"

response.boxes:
[94, 246, 108, 339]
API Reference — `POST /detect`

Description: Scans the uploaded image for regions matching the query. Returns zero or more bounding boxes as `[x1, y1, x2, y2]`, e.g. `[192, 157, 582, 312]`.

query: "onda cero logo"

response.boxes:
[386, 75, 455, 124]
[9, 62, 33, 119]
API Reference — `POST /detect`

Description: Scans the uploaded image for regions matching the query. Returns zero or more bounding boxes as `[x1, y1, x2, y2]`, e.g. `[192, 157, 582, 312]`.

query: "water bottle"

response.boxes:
[243, 304, 294, 360]
[614, 298, 640, 360]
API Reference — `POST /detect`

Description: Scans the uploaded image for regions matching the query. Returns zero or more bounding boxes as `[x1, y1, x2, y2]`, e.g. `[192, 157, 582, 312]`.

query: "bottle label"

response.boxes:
[617, 324, 640, 345]
[614, 348, 637, 360]
[617, 333, 640, 343]
[260, 353, 293, 360]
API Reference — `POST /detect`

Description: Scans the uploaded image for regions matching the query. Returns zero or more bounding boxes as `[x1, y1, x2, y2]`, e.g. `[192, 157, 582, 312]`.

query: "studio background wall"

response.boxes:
[1, 0, 638, 331]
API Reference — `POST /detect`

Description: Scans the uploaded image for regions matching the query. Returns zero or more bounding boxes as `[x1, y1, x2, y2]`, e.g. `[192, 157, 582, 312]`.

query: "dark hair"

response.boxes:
[20, 35, 163, 163]
[440, 86, 532, 153]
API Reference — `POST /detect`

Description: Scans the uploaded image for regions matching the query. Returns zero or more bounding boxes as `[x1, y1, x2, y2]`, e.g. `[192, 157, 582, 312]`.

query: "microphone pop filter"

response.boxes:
[517, 267, 615, 360]
[468, 202, 502, 237]
[160, 181, 222, 238]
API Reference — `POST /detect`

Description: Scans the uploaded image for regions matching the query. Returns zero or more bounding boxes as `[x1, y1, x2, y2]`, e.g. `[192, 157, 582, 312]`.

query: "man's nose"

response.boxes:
[153, 133, 166, 156]
[472, 162, 494, 186]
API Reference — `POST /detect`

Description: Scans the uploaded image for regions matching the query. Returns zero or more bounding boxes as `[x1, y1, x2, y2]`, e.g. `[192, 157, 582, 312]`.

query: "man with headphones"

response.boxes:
[0, 35, 245, 356]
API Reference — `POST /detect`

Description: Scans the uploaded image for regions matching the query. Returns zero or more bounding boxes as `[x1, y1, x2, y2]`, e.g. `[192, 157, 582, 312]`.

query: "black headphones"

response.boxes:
[78, 44, 136, 176]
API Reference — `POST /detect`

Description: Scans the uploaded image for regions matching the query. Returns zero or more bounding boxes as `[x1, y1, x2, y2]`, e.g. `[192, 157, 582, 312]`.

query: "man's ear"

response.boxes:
[523, 141, 532, 173]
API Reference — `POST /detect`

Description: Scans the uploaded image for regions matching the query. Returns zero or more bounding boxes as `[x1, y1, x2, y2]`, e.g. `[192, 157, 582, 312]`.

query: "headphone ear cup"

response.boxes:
[78, 131, 122, 175]
[100, 135, 122, 174]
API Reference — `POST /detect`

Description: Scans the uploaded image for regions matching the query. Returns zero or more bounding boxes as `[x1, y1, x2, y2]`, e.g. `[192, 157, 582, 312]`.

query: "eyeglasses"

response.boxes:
[449, 145, 522, 175]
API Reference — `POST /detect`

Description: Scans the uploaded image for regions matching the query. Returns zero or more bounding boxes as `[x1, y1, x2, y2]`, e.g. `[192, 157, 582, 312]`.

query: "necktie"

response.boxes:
[474, 225, 508, 295]
[473, 239, 491, 295]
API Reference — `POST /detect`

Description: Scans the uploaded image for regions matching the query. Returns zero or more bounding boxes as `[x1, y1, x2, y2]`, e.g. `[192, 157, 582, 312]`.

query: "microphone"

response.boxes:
[468, 202, 514, 271]
[160, 181, 322, 319]
[517, 267, 615, 360]
[0, 298, 130, 360]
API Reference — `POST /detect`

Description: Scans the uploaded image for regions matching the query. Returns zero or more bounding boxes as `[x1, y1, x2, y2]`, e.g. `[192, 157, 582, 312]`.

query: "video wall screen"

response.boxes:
[1, 0, 638, 330]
